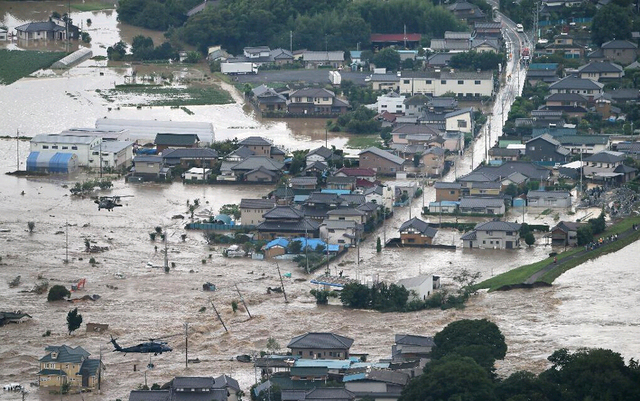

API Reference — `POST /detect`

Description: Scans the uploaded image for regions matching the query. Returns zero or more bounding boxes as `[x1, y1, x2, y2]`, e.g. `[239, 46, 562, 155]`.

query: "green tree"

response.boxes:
[107, 41, 127, 61]
[340, 282, 371, 308]
[66, 307, 83, 335]
[27, 221, 35, 232]
[376, 237, 382, 253]
[576, 225, 593, 246]
[372, 48, 401, 71]
[219, 204, 241, 220]
[432, 319, 507, 373]
[266, 337, 280, 354]
[287, 239, 303, 254]
[588, 211, 606, 235]
[184, 51, 201, 63]
[400, 354, 497, 401]
[48, 285, 71, 302]
[591, 4, 632, 46]
[524, 231, 535, 246]
[496, 370, 551, 401]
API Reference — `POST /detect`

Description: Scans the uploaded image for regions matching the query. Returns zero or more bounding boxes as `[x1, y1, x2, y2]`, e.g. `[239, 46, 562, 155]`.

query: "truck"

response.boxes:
[521, 47, 530, 64]
[221, 62, 257, 75]
[328, 70, 342, 85]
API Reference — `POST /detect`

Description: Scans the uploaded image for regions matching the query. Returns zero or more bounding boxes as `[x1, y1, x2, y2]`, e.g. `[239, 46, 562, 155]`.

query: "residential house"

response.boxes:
[615, 141, 640, 160]
[399, 217, 438, 245]
[288, 88, 349, 115]
[473, 22, 502, 39]
[469, 181, 502, 196]
[398, 71, 440, 96]
[551, 221, 585, 246]
[543, 93, 589, 118]
[271, 48, 294, 65]
[154, 133, 199, 153]
[302, 51, 345, 68]
[600, 40, 639, 65]
[244, 46, 271, 61]
[129, 375, 241, 401]
[474, 161, 552, 182]
[531, 127, 577, 138]
[527, 190, 571, 208]
[256, 205, 319, 240]
[391, 124, 442, 146]
[592, 97, 623, 120]
[131, 155, 170, 180]
[448, 1, 486, 23]
[558, 135, 609, 156]
[350, 50, 364, 67]
[404, 95, 429, 117]
[445, 108, 474, 134]
[577, 61, 624, 81]
[530, 110, 565, 127]
[305, 160, 329, 176]
[326, 176, 356, 191]
[443, 131, 465, 152]
[370, 33, 422, 49]
[226, 146, 255, 162]
[326, 208, 366, 225]
[370, 73, 400, 91]
[15, 19, 78, 41]
[38, 345, 103, 390]
[335, 167, 377, 182]
[398, 275, 440, 303]
[306, 146, 335, 165]
[608, 88, 640, 104]
[230, 156, 284, 183]
[161, 148, 219, 168]
[343, 370, 410, 401]
[359, 147, 405, 176]
[238, 136, 272, 157]
[377, 92, 406, 114]
[287, 332, 354, 360]
[538, 34, 584, 59]
[434, 182, 461, 202]
[430, 38, 471, 53]
[239, 198, 275, 226]
[472, 38, 500, 53]
[461, 220, 521, 249]
[459, 197, 505, 215]
[363, 185, 394, 210]
[428, 200, 459, 213]
[526, 69, 560, 85]
[419, 147, 446, 177]
[583, 150, 636, 182]
[548, 76, 604, 101]
[254, 87, 288, 112]
[392, 334, 436, 362]
[489, 147, 520, 163]
[290, 176, 318, 190]
[184, 167, 211, 181]
[281, 388, 355, 401]
[427, 52, 454, 67]
[438, 70, 494, 97]
[319, 219, 359, 246]
[525, 134, 571, 163]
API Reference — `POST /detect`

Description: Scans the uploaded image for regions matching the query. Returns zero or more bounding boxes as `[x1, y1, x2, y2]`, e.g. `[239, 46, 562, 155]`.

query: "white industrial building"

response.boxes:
[95, 118, 215, 145]
[30, 134, 101, 166]
[88, 141, 135, 170]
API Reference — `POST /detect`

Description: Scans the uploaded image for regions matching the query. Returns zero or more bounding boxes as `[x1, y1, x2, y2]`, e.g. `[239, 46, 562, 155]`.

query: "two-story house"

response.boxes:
[434, 182, 462, 202]
[154, 133, 199, 153]
[558, 135, 609, 156]
[583, 150, 636, 182]
[359, 147, 405, 176]
[343, 370, 410, 401]
[550, 221, 585, 246]
[38, 345, 103, 390]
[461, 220, 521, 249]
[131, 155, 171, 181]
[539, 34, 584, 59]
[162, 148, 219, 169]
[577, 61, 624, 81]
[237, 136, 272, 157]
[548, 76, 604, 101]
[445, 108, 474, 134]
[599, 40, 639, 65]
[256, 205, 319, 240]
[399, 217, 438, 245]
[459, 197, 505, 215]
[525, 134, 571, 163]
[129, 376, 241, 401]
[392, 334, 436, 361]
[377, 92, 406, 114]
[288, 88, 349, 115]
[287, 332, 354, 359]
[239, 198, 276, 226]
[420, 146, 446, 177]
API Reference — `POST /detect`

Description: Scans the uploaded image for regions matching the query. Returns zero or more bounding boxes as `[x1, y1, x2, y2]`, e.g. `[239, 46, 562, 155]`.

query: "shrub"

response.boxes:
[48, 285, 70, 302]
[28, 221, 35, 232]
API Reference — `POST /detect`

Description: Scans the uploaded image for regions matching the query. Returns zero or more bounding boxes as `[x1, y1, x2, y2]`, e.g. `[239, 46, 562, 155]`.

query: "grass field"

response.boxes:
[98, 85, 234, 107]
[71, 2, 115, 11]
[346, 135, 382, 149]
[0, 50, 66, 85]
[475, 215, 640, 290]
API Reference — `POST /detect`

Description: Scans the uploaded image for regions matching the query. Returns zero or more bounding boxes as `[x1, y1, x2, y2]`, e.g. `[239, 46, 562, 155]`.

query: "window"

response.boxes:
[329, 229, 335, 233]
[450, 190, 455, 194]
[457, 120, 467, 128]
[381, 104, 387, 108]
[52, 145, 58, 149]
[93, 151, 99, 155]
[403, 79, 410, 84]
[441, 80, 446, 84]
[407, 238, 415, 243]
[42, 145, 49, 149]
[296, 97, 301, 102]
[475, 80, 481, 85]
[147, 163, 154, 167]
[426, 80, 432, 84]
[62, 146, 68, 149]
[323, 97, 329, 101]
[487, 231, 493, 235]
[458, 80, 464, 85]
[307, 97, 313, 102]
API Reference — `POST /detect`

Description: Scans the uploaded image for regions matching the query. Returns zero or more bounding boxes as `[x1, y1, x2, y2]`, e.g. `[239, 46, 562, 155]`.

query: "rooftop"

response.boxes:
[287, 332, 354, 350]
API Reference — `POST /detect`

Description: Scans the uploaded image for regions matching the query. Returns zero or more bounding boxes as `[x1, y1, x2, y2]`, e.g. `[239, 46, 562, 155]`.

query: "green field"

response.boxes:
[0, 50, 66, 85]
[346, 135, 382, 149]
[71, 2, 115, 11]
[97, 85, 234, 107]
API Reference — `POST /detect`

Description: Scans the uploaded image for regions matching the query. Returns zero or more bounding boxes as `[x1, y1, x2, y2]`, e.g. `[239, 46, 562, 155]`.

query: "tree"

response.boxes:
[27, 221, 35, 232]
[591, 4, 632, 46]
[66, 307, 83, 334]
[432, 319, 507, 373]
[48, 285, 71, 302]
[400, 354, 497, 401]
[525, 231, 535, 246]
[266, 337, 280, 354]
[577, 225, 593, 246]
[340, 282, 371, 308]
[287, 240, 303, 255]
[219, 204, 241, 220]
[184, 51, 201, 63]
[107, 41, 127, 61]
[376, 237, 382, 253]
[496, 370, 551, 401]
[372, 48, 400, 71]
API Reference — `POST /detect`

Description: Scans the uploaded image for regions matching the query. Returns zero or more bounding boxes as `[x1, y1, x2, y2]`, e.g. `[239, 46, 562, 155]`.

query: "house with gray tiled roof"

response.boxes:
[288, 88, 349, 115]
[399, 217, 438, 245]
[459, 197, 505, 215]
[600, 40, 639, 65]
[129, 375, 241, 401]
[527, 190, 572, 208]
[287, 332, 354, 359]
[256, 205, 320, 240]
[577, 61, 624, 81]
[282, 387, 356, 401]
[154, 133, 200, 152]
[302, 51, 345, 68]
[239, 198, 276, 226]
[15, 19, 79, 41]
[359, 147, 405, 176]
[548, 76, 604, 101]
[525, 134, 571, 163]
[392, 334, 436, 361]
[344, 369, 410, 400]
[38, 345, 103, 390]
[461, 220, 521, 249]
[161, 148, 218, 168]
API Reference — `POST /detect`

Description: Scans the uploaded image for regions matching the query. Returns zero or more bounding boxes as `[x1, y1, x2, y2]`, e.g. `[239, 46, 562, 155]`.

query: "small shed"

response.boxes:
[184, 167, 211, 181]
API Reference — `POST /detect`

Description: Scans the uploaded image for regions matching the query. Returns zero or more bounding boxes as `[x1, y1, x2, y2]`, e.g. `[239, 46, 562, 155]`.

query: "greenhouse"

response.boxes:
[26, 152, 78, 173]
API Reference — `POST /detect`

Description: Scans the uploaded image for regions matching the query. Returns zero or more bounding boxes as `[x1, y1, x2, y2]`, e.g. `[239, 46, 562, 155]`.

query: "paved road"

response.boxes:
[523, 225, 640, 284]
[234, 69, 371, 85]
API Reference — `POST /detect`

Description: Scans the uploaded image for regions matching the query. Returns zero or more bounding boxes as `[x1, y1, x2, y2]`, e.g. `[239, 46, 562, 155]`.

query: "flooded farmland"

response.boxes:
[1, 3, 640, 400]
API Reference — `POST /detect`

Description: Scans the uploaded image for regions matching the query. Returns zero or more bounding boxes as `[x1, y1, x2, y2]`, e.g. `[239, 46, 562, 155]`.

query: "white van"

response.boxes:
[516, 24, 524, 33]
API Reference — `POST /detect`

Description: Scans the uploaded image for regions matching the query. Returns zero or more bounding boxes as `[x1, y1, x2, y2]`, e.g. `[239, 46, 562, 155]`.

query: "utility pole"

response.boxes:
[99, 140, 103, 179]
[64, 220, 69, 264]
[290, 30, 293, 53]
[164, 231, 169, 273]
[275, 260, 288, 303]
[210, 299, 228, 332]
[16, 129, 20, 171]
[184, 322, 189, 369]
[325, 128, 328, 149]
[234, 283, 251, 318]
[382, 206, 386, 245]
[305, 226, 309, 273]
[98, 345, 102, 392]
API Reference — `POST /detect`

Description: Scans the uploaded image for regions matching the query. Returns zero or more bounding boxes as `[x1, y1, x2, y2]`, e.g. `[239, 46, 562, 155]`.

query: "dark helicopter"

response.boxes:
[109, 336, 173, 355]
[95, 196, 133, 211]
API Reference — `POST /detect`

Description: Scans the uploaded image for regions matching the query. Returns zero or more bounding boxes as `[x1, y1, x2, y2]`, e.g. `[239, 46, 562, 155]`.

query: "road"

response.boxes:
[234, 69, 371, 85]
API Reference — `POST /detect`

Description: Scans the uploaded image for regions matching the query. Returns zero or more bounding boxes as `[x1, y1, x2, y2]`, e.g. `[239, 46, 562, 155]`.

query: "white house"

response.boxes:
[306, 146, 334, 165]
[438, 71, 494, 97]
[363, 185, 394, 211]
[30, 134, 102, 167]
[461, 220, 521, 249]
[319, 219, 358, 246]
[445, 108, 473, 134]
[527, 190, 571, 208]
[184, 167, 211, 181]
[398, 274, 441, 301]
[377, 92, 406, 114]
[87, 141, 134, 170]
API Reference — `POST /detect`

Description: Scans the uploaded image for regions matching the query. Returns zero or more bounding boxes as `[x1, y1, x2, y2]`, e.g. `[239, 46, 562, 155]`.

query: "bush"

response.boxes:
[28, 221, 35, 232]
[48, 285, 70, 302]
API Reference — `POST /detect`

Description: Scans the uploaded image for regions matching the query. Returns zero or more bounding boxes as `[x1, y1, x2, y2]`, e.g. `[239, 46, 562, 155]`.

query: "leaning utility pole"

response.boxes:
[275, 260, 288, 303]
[163, 229, 169, 273]
[210, 299, 228, 332]
[234, 283, 251, 318]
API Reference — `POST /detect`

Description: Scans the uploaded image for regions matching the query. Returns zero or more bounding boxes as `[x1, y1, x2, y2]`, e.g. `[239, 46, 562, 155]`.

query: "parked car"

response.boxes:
[3, 383, 22, 391]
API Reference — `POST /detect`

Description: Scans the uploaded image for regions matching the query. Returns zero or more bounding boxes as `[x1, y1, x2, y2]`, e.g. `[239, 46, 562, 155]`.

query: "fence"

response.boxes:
[186, 223, 255, 231]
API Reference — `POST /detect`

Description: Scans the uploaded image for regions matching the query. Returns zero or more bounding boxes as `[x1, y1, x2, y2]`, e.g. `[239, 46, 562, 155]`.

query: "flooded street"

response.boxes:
[1, 3, 640, 400]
